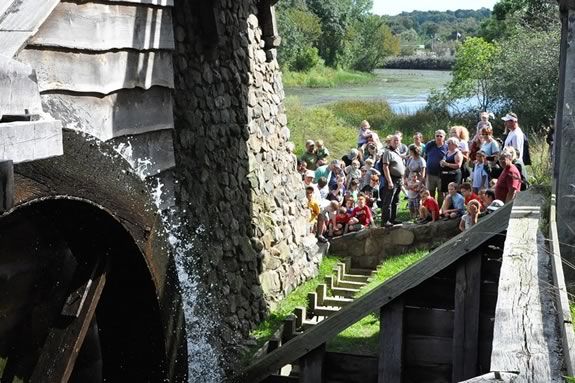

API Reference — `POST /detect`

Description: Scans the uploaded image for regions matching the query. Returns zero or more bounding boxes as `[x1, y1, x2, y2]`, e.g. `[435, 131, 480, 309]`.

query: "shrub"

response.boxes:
[290, 46, 321, 72]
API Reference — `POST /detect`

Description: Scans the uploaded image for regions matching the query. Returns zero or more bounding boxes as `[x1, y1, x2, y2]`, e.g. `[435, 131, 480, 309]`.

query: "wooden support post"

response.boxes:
[299, 343, 325, 383]
[30, 257, 108, 383]
[294, 307, 305, 329]
[0, 160, 14, 213]
[452, 252, 482, 381]
[307, 292, 317, 316]
[378, 298, 404, 383]
[281, 315, 297, 344]
[316, 284, 326, 306]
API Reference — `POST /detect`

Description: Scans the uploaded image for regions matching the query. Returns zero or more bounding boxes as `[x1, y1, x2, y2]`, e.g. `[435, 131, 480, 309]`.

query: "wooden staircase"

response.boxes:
[253, 261, 374, 364]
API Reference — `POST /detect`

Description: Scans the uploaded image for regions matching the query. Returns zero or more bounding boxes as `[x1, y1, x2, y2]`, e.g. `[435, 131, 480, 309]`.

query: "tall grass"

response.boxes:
[286, 97, 455, 159]
[283, 65, 375, 88]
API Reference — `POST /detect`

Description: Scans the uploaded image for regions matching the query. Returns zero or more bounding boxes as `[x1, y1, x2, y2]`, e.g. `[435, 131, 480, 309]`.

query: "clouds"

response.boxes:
[373, 0, 498, 16]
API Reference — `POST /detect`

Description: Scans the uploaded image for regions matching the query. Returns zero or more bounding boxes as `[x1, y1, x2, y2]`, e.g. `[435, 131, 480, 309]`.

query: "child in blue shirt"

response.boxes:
[472, 151, 489, 193]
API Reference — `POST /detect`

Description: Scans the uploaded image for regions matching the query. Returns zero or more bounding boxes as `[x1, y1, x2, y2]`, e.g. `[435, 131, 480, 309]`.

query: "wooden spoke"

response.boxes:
[30, 256, 108, 383]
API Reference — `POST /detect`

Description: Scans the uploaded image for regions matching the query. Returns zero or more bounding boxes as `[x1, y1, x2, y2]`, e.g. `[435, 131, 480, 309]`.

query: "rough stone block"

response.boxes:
[391, 228, 415, 246]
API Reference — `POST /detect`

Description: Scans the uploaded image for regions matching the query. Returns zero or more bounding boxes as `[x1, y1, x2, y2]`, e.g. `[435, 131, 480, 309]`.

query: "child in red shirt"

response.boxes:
[418, 189, 440, 223]
[460, 182, 482, 207]
[330, 207, 351, 237]
[348, 195, 372, 231]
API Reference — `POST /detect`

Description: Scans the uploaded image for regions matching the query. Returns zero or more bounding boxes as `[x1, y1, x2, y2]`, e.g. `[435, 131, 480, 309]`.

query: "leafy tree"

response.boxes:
[276, 6, 322, 68]
[428, 37, 500, 112]
[490, 26, 560, 128]
[346, 16, 400, 71]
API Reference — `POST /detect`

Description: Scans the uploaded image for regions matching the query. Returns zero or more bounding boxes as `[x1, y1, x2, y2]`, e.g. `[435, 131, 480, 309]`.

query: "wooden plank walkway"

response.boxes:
[488, 192, 563, 382]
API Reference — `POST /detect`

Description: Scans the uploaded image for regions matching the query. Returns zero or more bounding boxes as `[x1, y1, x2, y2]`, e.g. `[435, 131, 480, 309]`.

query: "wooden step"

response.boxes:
[307, 292, 341, 317]
[315, 284, 353, 308]
[263, 375, 298, 382]
[325, 276, 360, 298]
[342, 257, 375, 276]
[335, 263, 370, 283]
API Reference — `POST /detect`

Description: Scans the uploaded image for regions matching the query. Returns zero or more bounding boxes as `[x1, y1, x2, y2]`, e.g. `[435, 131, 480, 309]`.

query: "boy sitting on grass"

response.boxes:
[418, 189, 440, 224]
[330, 207, 351, 237]
[440, 182, 465, 219]
[348, 195, 372, 232]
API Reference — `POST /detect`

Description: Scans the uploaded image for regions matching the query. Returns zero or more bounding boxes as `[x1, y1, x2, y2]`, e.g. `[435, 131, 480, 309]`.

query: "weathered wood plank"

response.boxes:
[490, 191, 563, 382]
[0, 0, 60, 56]
[30, 258, 107, 383]
[41, 87, 174, 141]
[378, 298, 404, 383]
[29, 2, 174, 51]
[452, 252, 482, 381]
[18, 49, 174, 94]
[404, 334, 452, 365]
[299, 344, 325, 383]
[549, 199, 575, 375]
[404, 306, 454, 338]
[324, 352, 377, 383]
[0, 120, 63, 164]
[0, 56, 43, 116]
[240, 202, 513, 383]
[0, 160, 14, 213]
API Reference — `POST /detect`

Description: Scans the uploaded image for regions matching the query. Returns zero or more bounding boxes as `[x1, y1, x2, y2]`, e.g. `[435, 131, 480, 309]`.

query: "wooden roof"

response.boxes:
[0, 0, 60, 58]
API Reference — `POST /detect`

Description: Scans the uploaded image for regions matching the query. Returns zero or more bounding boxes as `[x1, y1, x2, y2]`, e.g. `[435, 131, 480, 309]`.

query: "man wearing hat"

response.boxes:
[301, 140, 318, 170]
[502, 112, 525, 160]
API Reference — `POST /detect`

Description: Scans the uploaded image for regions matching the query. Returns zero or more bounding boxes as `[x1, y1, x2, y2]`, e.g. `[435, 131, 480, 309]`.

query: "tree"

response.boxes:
[276, 6, 322, 69]
[490, 26, 560, 128]
[346, 16, 400, 71]
[428, 37, 499, 113]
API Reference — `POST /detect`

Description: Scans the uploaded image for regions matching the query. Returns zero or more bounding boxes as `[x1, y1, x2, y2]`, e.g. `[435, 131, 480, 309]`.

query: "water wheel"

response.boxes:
[0, 130, 187, 382]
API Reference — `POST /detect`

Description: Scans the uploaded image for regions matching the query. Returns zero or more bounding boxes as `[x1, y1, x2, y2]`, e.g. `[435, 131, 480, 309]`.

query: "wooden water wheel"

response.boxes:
[0, 130, 187, 382]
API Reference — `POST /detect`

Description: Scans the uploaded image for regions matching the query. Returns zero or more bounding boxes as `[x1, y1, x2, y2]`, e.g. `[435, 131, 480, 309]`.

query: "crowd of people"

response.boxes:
[299, 112, 530, 243]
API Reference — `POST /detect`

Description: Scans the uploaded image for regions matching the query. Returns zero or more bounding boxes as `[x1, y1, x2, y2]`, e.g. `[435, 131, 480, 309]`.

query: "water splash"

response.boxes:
[112, 139, 223, 382]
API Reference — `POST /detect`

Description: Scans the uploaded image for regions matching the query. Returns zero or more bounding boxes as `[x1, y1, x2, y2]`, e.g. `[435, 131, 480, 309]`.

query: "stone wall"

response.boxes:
[171, 0, 318, 360]
[329, 221, 460, 269]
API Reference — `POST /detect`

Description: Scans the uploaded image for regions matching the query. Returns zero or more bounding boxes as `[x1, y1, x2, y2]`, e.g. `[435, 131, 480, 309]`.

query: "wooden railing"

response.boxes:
[549, 193, 575, 375]
[237, 202, 513, 383]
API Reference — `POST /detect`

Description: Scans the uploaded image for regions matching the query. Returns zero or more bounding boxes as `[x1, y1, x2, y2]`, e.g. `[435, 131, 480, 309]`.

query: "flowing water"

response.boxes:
[285, 68, 452, 114]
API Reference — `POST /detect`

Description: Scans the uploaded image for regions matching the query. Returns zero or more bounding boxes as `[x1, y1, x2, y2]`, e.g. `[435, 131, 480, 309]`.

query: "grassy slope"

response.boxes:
[326, 249, 428, 354]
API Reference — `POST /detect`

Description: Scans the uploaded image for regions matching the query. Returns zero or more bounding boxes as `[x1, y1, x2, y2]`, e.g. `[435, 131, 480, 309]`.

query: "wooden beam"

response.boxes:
[29, 2, 175, 51]
[0, 160, 14, 213]
[0, 56, 43, 116]
[299, 343, 325, 383]
[30, 257, 108, 383]
[41, 87, 174, 141]
[18, 49, 174, 94]
[240, 202, 513, 383]
[378, 298, 404, 383]
[549, 198, 575, 375]
[490, 191, 563, 381]
[99, 0, 174, 6]
[452, 252, 482, 381]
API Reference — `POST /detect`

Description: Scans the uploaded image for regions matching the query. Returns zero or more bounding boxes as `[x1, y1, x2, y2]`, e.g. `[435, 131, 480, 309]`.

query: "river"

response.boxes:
[285, 68, 452, 114]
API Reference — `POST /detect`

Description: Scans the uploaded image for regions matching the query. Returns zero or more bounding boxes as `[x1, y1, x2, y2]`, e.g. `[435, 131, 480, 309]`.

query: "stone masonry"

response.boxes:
[171, 0, 319, 360]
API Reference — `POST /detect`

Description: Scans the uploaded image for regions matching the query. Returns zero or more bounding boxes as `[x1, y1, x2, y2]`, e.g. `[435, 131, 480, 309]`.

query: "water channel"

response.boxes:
[285, 68, 452, 114]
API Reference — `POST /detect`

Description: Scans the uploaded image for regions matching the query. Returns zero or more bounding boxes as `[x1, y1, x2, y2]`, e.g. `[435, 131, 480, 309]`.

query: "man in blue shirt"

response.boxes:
[424, 129, 448, 207]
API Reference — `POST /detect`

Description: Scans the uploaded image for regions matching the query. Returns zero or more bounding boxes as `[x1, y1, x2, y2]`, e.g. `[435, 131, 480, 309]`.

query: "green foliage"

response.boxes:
[490, 26, 560, 129]
[290, 46, 321, 72]
[327, 100, 394, 130]
[282, 65, 375, 88]
[384, 55, 454, 70]
[276, 6, 323, 68]
[449, 37, 500, 111]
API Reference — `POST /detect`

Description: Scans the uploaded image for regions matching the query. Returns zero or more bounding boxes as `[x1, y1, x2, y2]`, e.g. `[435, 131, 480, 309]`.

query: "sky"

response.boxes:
[373, 0, 499, 16]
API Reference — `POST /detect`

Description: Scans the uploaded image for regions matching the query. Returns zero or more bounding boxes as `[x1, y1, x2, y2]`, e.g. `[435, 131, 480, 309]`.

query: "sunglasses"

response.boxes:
[435, 135, 444, 138]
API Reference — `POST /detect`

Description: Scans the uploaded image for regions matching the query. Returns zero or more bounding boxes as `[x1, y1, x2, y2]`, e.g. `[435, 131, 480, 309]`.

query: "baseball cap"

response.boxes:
[487, 200, 504, 211]
[501, 113, 518, 122]
[305, 170, 315, 178]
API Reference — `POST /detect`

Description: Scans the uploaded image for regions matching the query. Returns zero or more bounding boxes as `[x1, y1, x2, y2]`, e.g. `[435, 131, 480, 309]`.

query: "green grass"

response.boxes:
[326, 249, 428, 354]
[283, 65, 375, 88]
[286, 96, 454, 159]
[246, 255, 341, 357]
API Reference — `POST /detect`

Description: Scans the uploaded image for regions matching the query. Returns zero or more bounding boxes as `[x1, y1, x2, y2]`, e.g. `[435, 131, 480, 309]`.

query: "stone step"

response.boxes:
[307, 291, 341, 317]
[334, 263, 371, 283]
